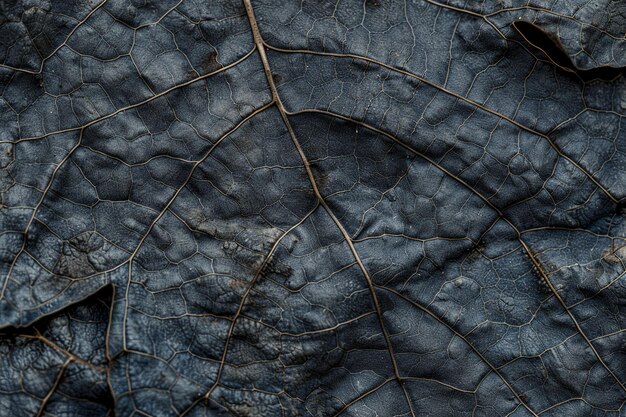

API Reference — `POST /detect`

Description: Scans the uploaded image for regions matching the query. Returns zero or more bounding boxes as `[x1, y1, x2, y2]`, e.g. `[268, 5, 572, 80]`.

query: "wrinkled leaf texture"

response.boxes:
[0, 0, 625, 416]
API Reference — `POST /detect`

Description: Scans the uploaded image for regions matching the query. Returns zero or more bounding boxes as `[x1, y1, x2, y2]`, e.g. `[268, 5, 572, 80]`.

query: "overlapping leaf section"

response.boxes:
[0, 289, 112, 416]
[0, 0, 625, 416]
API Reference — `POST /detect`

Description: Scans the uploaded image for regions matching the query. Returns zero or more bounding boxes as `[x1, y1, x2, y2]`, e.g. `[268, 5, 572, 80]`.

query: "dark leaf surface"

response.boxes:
[0, 0, 625, 416]
[0, 289, 112, 416]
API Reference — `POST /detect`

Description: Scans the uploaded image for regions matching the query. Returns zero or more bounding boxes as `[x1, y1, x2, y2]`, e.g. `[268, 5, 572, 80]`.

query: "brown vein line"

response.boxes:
[426, 0, 508, 39]
[0, 129, 84, 300]
[332, 378, 395, 417]
[2, 99, 267, 321]
[516, 238, 626, 393]
[241, 1, 416, 415]
[22, 245, 129, 279]
[120, 101, 274, 351]
[335, 374, 479, 416]
[425, 1, 626, 48]
[288, 107, 626, 395]
[105, 284, 118, 413]
[0, 0, 110, 75]
[262, 43, 619, 204]
[180, 204, 318, 415]
[0, 276, 118, 332]
[22, 331, 106, 372]
[424, 0, 483, 18]
[567, 269, 626, 309]
[402, 377, 476, 394]
[1, 49, 258, 303]
[1, 48, 256, 144]
[239, 310, 377, 337]
[377, 285, 539, 417]
[35, 357, 72, 417]
[279, 311, 377, 337]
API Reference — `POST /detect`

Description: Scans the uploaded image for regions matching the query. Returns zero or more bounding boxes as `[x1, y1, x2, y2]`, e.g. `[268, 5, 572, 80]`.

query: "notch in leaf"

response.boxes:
[512, 20, 625, 81]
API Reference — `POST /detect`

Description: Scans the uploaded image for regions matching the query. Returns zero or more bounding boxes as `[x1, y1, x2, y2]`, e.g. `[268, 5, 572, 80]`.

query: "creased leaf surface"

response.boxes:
[0, 0, 625, 416]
